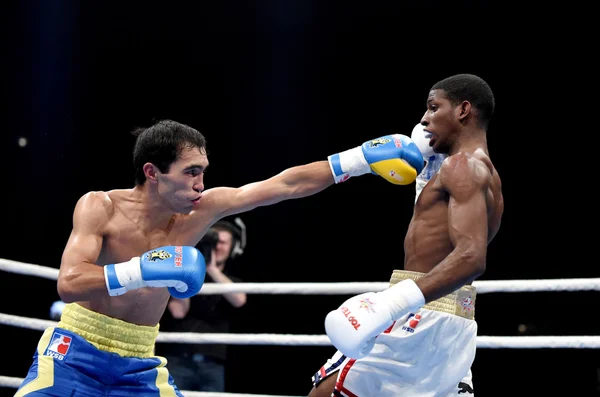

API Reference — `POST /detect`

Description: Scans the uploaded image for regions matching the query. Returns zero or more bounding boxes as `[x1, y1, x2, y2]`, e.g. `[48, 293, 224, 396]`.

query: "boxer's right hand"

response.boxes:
[104, 246, 206, 299]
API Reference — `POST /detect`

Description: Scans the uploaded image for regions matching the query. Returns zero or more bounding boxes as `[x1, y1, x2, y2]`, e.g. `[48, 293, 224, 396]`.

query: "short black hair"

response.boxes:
[431, 74, 495, 129]
[131, 120, 207, 185]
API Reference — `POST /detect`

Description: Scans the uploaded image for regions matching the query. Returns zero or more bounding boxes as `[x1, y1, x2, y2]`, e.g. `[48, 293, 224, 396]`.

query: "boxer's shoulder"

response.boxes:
[74, 190, 117, 226]
[439, 151, 492, 196]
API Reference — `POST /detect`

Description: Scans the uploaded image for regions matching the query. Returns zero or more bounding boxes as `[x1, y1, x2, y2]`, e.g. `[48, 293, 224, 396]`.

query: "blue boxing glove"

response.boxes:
[104, 246, 206, 299]
[328, 134, 424, 185]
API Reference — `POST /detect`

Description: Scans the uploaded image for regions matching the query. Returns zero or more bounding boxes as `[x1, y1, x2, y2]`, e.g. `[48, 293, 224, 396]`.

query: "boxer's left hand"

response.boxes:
[104, 245, 206, 299]
[327, 134, 424, 185]
[324, 279, 425, 359]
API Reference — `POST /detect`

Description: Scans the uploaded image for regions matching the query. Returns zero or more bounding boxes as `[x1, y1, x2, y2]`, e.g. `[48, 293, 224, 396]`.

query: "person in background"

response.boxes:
[157, 217, 247, 392]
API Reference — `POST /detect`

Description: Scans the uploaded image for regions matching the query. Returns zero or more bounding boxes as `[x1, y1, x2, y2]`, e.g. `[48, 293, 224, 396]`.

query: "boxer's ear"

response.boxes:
[144, 163, 158, 183]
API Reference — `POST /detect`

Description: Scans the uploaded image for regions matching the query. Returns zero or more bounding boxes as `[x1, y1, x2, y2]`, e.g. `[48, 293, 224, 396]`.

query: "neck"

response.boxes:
[130, 185, 177, 230]
[449, 127, 488, 157]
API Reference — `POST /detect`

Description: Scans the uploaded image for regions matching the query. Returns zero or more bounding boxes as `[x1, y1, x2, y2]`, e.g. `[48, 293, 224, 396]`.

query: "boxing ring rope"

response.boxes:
[3, 257, 600, 294]
[2, 257, 600, 396]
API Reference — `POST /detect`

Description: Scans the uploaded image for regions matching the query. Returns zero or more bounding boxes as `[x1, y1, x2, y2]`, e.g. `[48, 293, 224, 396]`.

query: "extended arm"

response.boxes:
[202, 161, 334, 220]
[199, 134, 424, 221]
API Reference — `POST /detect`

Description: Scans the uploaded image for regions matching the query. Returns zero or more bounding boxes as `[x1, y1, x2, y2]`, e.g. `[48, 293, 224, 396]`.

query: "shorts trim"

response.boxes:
[58, 303, 159, 357]
[390, 270, 476, 320]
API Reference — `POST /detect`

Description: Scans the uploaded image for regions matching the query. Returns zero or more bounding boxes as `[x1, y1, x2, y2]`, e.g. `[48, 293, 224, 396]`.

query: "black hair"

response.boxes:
[131, 119, 207, 185]
[431, 74, 495, 129]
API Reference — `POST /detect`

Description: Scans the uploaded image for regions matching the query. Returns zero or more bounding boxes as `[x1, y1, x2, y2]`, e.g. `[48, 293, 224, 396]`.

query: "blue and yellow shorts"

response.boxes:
[15, 303, 183, 396]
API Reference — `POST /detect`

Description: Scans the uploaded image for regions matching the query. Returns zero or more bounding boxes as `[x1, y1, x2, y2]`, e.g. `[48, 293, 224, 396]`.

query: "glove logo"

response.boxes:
[358, 298, 376, 313]
[389, 170, 405, 183]
[367, 138, 391, 148]
[174, 246, 183, 267]
[341, 307, 361, 330]
[146, 250, 173, 262]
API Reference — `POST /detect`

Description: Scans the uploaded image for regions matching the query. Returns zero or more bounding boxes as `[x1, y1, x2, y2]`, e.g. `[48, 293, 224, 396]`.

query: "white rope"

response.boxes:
[471, 278, 600, 294]
[476, 336, 600, 349]
[199, 282, 389, 294]
[2, 257, 599, 294]
[0, 376, 22, 389]
[2, 258, 599, 396]
[198, 278, 600, 294]
[157, 332, 331, 346]
[0, 313, 55, 332]
[0, 258, 59, 280]
[1, 312, 599, 348]
[0, 375, 301, 396]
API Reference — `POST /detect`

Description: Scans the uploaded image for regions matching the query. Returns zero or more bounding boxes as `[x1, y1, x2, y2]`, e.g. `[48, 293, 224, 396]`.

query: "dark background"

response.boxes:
[1, 2, 597, 396]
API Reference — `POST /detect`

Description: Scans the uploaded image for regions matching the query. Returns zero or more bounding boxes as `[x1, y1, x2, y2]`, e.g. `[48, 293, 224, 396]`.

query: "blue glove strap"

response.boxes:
[105, 264, 123, 290]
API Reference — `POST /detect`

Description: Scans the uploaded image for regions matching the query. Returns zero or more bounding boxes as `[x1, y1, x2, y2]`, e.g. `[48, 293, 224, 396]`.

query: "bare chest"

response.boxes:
[97, 214, 185, 265]
[404, 179, 453, 271]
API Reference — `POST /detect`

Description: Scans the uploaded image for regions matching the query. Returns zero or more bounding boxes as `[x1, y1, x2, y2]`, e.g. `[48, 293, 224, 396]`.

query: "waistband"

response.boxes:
[389, 270, 476, 320]
[58, 303, 160, 358]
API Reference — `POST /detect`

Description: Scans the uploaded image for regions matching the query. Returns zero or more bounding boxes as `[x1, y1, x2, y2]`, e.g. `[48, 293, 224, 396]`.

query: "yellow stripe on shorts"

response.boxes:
[14, 328, 56, 396]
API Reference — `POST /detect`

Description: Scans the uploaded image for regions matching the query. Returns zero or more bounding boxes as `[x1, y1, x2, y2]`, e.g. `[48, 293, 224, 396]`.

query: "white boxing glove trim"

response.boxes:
[327, 146, 370, 183]
[104, 257, 145, 296]
[379, 279, 425, 320]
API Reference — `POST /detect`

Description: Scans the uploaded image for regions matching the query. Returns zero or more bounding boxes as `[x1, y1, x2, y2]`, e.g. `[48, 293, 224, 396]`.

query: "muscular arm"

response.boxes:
[197, 160, 334, 222]
[57, 192, 112, 302]
[416, 153, 490, 302]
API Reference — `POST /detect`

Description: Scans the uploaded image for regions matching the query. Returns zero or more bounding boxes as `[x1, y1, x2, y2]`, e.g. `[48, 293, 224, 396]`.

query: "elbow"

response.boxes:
[57, 281, 77, 304]
[460, 249, 486, 282]
[472, 260, 486, 280]
[233, 293, 247, 308]
[57, 269, 83, 303]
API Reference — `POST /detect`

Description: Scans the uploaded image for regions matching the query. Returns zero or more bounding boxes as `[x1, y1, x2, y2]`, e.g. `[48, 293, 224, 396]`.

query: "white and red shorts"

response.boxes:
[312, 270, 478, 396]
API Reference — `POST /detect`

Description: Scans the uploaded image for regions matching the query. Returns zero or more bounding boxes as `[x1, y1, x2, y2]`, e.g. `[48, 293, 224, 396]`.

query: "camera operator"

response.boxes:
[156, 218, 248, 392]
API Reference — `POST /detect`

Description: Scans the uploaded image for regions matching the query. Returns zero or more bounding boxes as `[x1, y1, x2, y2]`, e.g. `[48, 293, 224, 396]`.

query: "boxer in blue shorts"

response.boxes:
[16, 120, 423, 396]
[309, 74, 504, 396]
[16, 303, 183, 396]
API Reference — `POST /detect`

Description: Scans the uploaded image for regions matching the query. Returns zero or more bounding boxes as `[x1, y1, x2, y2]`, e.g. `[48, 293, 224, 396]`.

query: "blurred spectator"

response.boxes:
[157, 217, 248, 392]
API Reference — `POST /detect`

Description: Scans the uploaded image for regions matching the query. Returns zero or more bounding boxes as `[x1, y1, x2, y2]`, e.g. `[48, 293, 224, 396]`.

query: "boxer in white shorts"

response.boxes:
[311, 270, 477, 396]
[309, 74, 504, 396]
